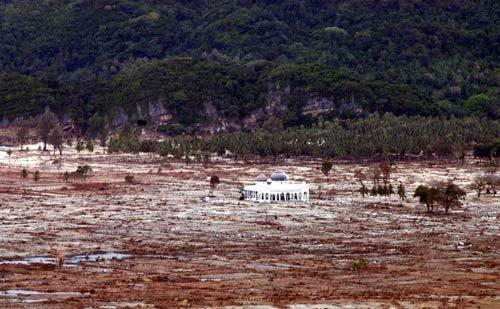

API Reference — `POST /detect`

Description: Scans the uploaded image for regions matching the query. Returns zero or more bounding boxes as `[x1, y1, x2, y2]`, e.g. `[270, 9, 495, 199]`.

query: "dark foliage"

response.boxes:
[0, 1, 498, 126]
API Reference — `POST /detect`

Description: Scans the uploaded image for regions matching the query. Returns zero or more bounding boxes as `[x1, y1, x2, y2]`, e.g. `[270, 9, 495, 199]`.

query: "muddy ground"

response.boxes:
[0, 146, 498, 308]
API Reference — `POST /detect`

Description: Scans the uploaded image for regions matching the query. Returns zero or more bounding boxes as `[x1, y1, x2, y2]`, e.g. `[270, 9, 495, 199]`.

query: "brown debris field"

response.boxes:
[0, 147, 499, 308]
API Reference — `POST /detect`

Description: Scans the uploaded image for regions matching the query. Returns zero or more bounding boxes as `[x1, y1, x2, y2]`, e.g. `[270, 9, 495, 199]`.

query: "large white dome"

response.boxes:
[270, 170, 289, 181]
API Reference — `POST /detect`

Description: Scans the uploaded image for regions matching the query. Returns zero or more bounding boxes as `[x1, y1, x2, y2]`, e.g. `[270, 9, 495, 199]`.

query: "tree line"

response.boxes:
[104, 113, 500, 161]
[15, 109, 499, 162]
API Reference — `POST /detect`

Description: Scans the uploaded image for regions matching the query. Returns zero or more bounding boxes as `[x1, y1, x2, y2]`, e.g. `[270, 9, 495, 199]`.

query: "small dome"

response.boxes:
[270, 170, 289, 181]
[255, 174, 267, 182]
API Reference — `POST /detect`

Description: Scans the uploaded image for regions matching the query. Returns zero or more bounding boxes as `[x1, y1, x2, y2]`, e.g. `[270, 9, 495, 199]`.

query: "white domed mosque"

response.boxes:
[243, 170, 310, 203]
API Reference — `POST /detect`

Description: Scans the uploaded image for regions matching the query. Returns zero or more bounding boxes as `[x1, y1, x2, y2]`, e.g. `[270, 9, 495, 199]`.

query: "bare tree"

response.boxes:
[469, 175, 487, 198]
[48, 125, 64, 155]
[354, 169, 368, 197]
[36, 107, 58, 151]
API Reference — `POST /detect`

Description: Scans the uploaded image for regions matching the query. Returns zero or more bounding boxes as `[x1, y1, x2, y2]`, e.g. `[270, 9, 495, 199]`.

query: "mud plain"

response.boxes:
[0, 146, 498, 308]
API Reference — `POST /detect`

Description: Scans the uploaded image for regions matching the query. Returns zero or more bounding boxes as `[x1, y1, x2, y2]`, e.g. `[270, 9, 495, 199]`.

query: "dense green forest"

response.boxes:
[0, 0, 499, 128]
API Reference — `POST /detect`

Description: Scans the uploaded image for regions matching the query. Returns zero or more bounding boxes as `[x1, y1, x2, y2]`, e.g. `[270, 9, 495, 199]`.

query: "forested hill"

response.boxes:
[0, 0, 499, 130]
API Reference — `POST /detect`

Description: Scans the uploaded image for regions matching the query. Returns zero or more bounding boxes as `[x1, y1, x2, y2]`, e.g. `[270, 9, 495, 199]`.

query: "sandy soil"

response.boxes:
[0, 146, 499, 308]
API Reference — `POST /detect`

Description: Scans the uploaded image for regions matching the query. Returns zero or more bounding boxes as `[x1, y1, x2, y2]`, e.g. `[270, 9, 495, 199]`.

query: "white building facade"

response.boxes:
[243, 170, 309, 203]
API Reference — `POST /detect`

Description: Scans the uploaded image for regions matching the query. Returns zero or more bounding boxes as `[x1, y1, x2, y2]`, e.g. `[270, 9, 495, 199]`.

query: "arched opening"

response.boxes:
[294, 193, 298, 200]
[299, 193, 302, 200]
[265, 193, 269, 200]
[280, 193, 285, 201]
[304, 192, 308, 200]
[286, 193, 290, 200]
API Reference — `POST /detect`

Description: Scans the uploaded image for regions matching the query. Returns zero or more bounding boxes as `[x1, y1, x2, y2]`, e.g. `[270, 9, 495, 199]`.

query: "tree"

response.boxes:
[17, 122, 30, 150]
[463, 93, 494, 118]
[36, 107, 58, 151]
[370, 166, 382, 186]
[209, 175, 220, 197]
[48, 125, 64, 155]
[125, 175, 135, 183]
[359, 184, 369, 197]
[87, 113, 105, 139]
[63, 171, 70, 183]
[379, 162, 391, 184]
[469, 175, 487, 198]
[440, 182, 466, 214]
[473, 144, 493, 160]
[76, 165, 93, 181]
[85, 140, 94, 152]
[20, 168, 28, 179]
[320, 160, 333, 198]
[100, 128, 109, 152]
[397, 183, 406, 201]
[33, 170, 41, 181]
[355, 169, 368, 197]
[415, 182, 466, 214]
[63, 165, 93, 182]
[76, 139, 85, 153]
[414, 185, 431, 212]
[321, 160, 333, 178]
[485, 174, 499, 196]
[202, 151, 211, 167]
[6, 149, 12, 166]
[263, 116, 284, 133]
[88, 112, 109, 151]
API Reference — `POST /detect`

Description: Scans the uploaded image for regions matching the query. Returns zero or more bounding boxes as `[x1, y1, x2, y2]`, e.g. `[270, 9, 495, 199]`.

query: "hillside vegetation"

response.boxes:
[0, 0, 499, 128]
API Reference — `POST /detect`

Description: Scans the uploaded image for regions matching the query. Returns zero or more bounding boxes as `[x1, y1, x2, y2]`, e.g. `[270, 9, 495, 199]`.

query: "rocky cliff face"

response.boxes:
[109, 82, 364, 133]
[301, 96, 363, 116]
[302, 97, 336, 116]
